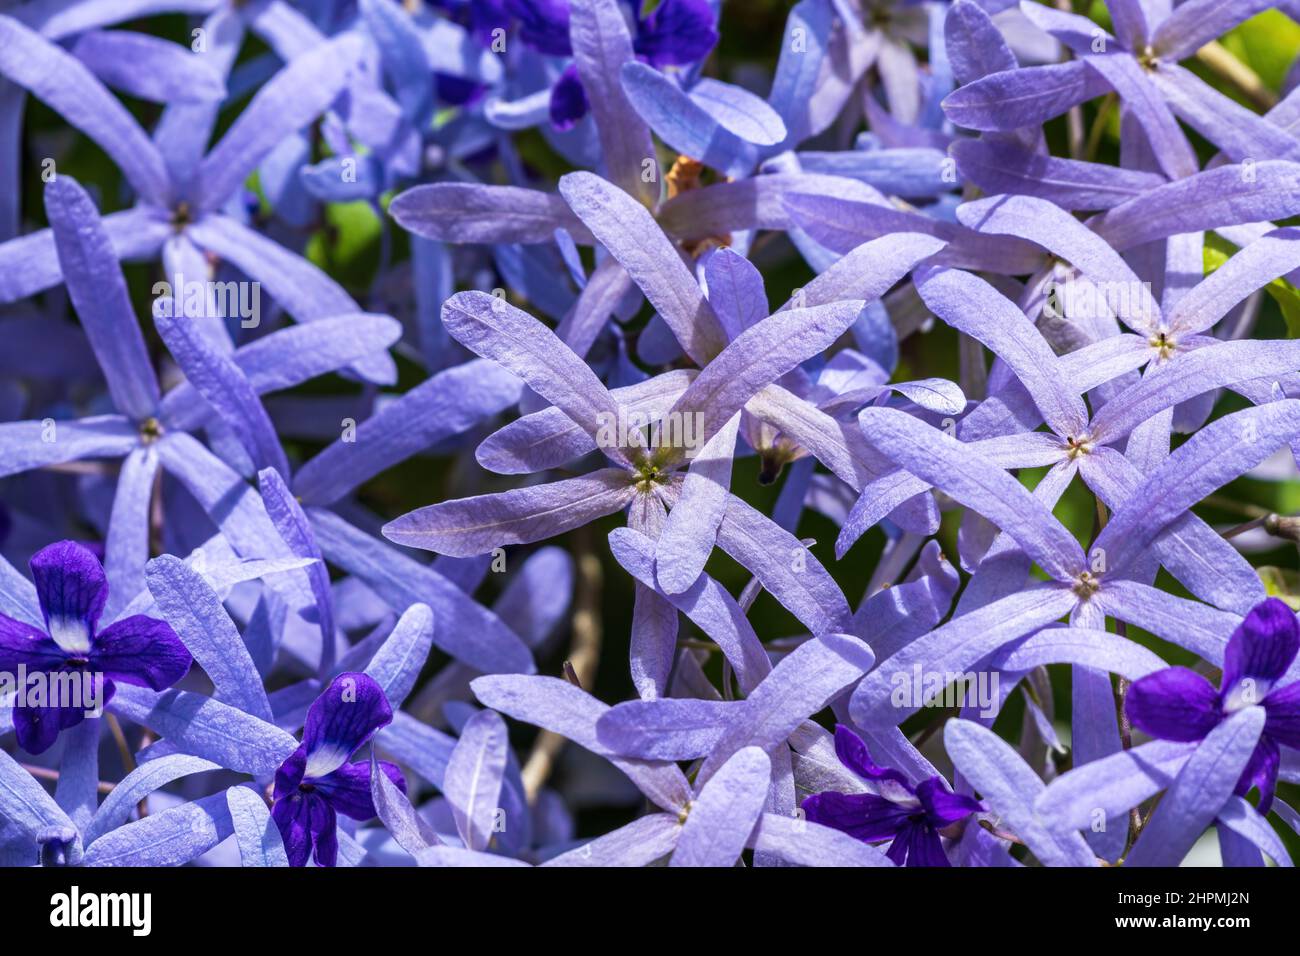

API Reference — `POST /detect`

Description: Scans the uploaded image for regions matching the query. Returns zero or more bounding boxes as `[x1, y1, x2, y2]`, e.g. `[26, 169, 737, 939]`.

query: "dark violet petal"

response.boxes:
[0, 615, 65, 672]
[1221, 599, 1300, 699]
[1125, 667, 1222, 742]
[1264, 681, 1300, 749]
[30, 540, 108, 653]
[549, 62, 589, 130]
[314, 758, 404, 821]
[916, 777, 981, 828]
[833, 724, 910, 788]
[1236, 736, 1280, 816]
[897, 823, 950, 868]
[89, 614, 192, 692]
[634, 0, 717, 66]
[272, 788, 316, 868]
[301, 672, 394, 779]
[13, 704, 78, 755]
[801, 790, 912, 843]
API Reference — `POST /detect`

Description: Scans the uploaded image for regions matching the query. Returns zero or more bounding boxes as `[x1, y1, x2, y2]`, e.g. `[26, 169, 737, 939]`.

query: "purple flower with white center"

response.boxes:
[801, 725, 981, 867]
[272, 672, 406, 868]
[500, 0, 719, 129]
[1125, 598, 1300, 816]
[0, 541, 191, 754]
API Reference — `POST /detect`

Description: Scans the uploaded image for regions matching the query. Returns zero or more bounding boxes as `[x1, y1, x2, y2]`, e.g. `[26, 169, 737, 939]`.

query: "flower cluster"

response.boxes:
[1, 0, 1300, 870]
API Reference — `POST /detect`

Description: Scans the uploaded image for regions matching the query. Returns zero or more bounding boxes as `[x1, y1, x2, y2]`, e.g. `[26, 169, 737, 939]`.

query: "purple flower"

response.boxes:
[0, 541, 191, 754]
[271, 672, 406, 867]
[801, 725, 981, 867]
[506, 0, 718, 130]
[1126, 598, 1300, 815]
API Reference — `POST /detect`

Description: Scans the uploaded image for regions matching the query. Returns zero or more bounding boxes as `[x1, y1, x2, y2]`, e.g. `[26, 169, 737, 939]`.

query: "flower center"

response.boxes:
[1064, 435, 1094, 459]
[1148, 331, 1176, 359]
[1138, 46, 1159, 71]
[139, 417, 165, 444]
[170, 201, 193, 230]
[1072, 571, 1101, 599]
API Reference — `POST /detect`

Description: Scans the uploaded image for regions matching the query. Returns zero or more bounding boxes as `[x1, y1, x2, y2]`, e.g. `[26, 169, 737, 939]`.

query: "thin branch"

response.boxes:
[1196, 41, 1278, 111]
[521, 526, 603, 802]
[21, 763, 115, 795]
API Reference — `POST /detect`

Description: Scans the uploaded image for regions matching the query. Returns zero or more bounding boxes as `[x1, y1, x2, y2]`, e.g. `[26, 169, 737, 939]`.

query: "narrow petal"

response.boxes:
[1125, 707, 1266, 866]
[292, 359, 522, 506]
[1151, 0, 1276, 61]
[700, 633, 875, 782]
[1035, 738, 1197, 831]
[382, 470, 637, 557]
[154, 304, 289, 478]
[1096, 402, 1300, 574]
[850, 584, 1078, 728]
[568, 0, 657, 206]
[363, 603, 434, 711]
[440, 292, 623, 453]
[0, 15, 169, 206]
[915, 265, 1091, 434]
[310, 510, 534, 675]
[83, 791, 233, 867]
[111, 684, 298, 775]
[72, 30, 226, 104]
[716, 494, 853, 635]
[389, 183, 593, 244]
[559, 171, 728, 364]
[942, 60, 1109, 131]
[444, 709, 509, 852]
[195, 32, 365, 211]
[142, 555, 263, 711]
[1091, 162, 1300, 252]
[951, 137, 1165, 211]
[471, 674, 693, 813]
[858, 407, 1085, 581]
[45, 177, 160, 419]
[610, 527, 771, 695]
[671, 746, 770, 868]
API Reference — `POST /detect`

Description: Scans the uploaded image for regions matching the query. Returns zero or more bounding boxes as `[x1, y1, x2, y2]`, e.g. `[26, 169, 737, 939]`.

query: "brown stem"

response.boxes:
[521, 527, 603, 801]
[21, 764, 116, 795]
[1196, 41, 1278, 111]
[1221, 515, 1271, 540]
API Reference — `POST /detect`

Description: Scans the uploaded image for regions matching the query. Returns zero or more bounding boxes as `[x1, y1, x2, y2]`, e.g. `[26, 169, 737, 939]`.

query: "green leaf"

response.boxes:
[1204, 234, 1300, 337]
[1220, 10, 1300, 92]
[1259, 566, 1300, 610]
